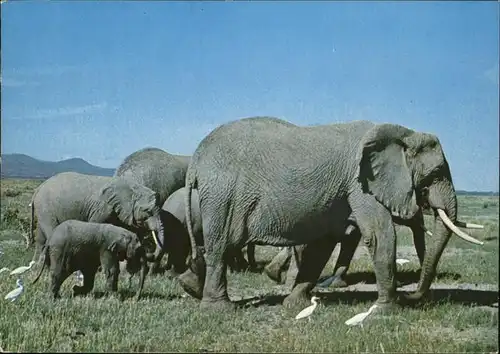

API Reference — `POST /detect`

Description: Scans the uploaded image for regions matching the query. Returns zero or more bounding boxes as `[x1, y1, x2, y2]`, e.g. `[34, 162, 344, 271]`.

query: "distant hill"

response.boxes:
[0, 153, 116, 179]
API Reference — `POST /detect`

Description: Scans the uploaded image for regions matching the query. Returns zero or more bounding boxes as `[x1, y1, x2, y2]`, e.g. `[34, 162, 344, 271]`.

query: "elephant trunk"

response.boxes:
[135, 254, 149, 301]
[410, 176, 459, 299]
[146, 213, 165, 254]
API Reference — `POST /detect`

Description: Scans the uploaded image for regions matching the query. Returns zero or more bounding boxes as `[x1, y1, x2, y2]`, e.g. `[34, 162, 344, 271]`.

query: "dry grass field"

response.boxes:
[0, 178, 498, 352]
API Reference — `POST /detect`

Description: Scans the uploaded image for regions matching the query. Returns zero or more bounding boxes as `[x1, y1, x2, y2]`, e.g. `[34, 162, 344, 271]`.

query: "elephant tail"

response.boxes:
[31, 246, 49, 285]
[28, 196, 35, 248]
[185, 168, 198, 261]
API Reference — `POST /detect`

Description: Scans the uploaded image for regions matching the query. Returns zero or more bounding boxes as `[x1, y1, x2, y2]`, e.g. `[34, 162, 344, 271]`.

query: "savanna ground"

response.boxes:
[0, 178, 498, 352]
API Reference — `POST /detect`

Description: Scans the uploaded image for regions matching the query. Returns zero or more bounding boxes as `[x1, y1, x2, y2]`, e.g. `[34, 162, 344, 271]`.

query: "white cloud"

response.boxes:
[7, 102, 108, 120]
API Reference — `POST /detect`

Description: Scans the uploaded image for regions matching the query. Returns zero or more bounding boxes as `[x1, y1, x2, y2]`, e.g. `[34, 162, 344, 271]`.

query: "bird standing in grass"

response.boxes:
[10, 261, 35, 276]
[4, 279, 24, 302]
[295, 296, 320, 320]
[345, 304, 378, 326]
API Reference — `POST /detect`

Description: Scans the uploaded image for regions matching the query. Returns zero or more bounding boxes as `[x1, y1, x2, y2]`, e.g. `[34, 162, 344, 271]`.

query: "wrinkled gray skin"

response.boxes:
[32, 220, 149, 300]
[114, 147, 190, 273]
[29, 172, 165, 266]
[178, 116, 471, 312]
[265, 210, 430, 287]
[155, 187, 258, 278]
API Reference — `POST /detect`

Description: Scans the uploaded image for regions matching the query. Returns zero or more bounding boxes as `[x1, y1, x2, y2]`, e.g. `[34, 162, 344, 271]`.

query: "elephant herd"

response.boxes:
[25, 116, 485, 315]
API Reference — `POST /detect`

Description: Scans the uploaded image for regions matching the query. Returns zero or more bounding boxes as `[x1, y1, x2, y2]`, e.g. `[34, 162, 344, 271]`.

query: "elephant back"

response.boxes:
[33, 172, 112, 224]
[115, 147, 191, 205]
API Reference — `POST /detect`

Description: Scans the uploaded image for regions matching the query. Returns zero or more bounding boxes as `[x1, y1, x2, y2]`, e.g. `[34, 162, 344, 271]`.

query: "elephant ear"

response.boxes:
[109, 234, 130, 260]
[99, 178, 137, 226]
[132, 188, 158, 223]
[356, 123, 419, 220]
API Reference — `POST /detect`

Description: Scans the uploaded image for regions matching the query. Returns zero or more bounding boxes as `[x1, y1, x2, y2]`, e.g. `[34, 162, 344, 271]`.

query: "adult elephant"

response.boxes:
[178, 116, 483, 312]
[158, 187, 258, 278]
[114, 147, 190, 206]
[114, 147, 190, 273]
[30, 172, 164, 266]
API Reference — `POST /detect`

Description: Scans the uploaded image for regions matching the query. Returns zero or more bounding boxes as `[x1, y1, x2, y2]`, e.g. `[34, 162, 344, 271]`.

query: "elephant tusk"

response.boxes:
[456, 221, 484, 229]
[437, 209, 484, 245]
[151, 230, 160, 249]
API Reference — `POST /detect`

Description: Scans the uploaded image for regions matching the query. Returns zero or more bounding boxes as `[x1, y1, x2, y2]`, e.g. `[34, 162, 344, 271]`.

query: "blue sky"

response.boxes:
[1, 1, 498, 191]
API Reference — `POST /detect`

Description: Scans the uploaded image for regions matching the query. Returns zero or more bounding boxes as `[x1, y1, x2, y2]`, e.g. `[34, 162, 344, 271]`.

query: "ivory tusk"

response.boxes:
[437, 209, 484, 245]
[456, 221, 484, 229]
[151, 230, 160, 249]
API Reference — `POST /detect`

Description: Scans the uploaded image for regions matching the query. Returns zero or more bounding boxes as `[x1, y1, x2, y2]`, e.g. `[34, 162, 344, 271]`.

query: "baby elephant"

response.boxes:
[32, 220, 149, 300]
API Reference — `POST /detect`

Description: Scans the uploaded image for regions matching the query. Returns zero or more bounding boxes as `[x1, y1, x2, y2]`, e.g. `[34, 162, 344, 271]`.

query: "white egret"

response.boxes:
[4, 279, 24, 302]
[345, 304, 378, 326]
[10, 260, 35, 276]
[0, 267, 10, 274]
[295, 296, 320, 320]
[395, 258, 410, 266]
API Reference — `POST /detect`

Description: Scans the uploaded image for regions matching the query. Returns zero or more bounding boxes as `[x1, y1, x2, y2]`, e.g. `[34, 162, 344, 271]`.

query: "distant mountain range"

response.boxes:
[0, 153, 498, 196]
[1, 153, 115, 179]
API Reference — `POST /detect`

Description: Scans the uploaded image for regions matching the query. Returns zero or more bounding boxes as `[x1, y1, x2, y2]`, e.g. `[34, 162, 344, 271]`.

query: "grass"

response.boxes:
[0, 178, 498, 352]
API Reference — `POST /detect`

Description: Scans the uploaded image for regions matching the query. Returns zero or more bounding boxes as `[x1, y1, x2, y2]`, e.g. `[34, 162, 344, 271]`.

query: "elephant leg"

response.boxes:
[329, 228, 363, 288]
[226, 251, 238, 273]
[177, 249, 206, 300]
[284, 245, 304, 288]
[200, 247, 233, 310]
[73, 268, 97, 296]
[232, 248, 249, 273]
[411, 226, 426, 267]
[150, 247, 166, 275]
[264, 247, 293, 284]
[246, 243, 257, 271]
[50, 263, 69, 299]
[283, 236, 337, 309]
[351, 196, 398, 310]
[32, 224, 49, 265]
[101, 253, 120, 293]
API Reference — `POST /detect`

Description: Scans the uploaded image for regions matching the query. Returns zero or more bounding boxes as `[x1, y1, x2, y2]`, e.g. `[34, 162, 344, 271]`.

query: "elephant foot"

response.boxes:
[371, 300, 399, 316]
[200, 298, 236, 312]
[282, 292, 311, 310]
[178, 270, 203, 300]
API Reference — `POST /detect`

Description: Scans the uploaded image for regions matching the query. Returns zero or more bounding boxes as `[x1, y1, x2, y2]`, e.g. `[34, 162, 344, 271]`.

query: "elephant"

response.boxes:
[177, 116, 483, 312]
[114, 147, 191, 273]
[153, 187, 258, 278]
[31, 220, 149, 300]
[29, 172, 165, 267]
